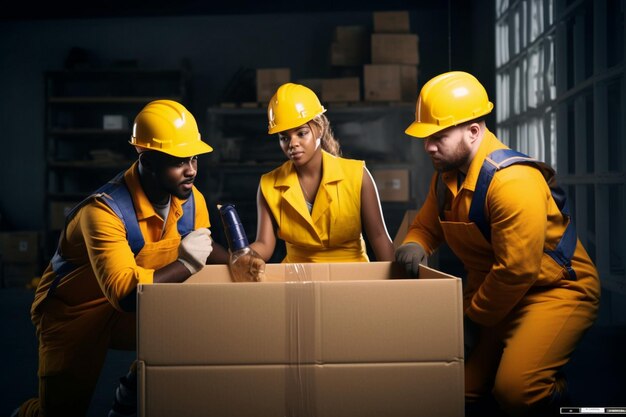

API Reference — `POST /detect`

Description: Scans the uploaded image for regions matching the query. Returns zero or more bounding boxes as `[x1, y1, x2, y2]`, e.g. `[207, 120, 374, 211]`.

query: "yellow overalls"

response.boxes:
[19, 162, 210, 417]
[260, 150, 369, 263]
[404, 130, 600, 415]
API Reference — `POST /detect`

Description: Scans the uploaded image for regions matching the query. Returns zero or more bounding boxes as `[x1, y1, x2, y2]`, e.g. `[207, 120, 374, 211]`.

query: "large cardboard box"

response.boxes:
[371, 33, 419, 65]
[364, 64, 417, 102]
[256, 68, 291, 102]
[138, 262, 464, 417]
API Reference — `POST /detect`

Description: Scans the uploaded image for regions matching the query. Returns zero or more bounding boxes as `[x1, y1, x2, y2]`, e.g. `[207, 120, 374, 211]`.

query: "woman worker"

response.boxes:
[248, 82, 395, 263]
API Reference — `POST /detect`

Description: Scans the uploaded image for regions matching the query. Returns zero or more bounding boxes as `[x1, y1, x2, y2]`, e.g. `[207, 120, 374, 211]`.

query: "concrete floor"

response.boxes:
[1, 286, 625, 417]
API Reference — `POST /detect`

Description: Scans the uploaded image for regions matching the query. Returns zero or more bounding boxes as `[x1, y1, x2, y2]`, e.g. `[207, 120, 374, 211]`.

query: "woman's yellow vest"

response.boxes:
[260, 150, 369, 263]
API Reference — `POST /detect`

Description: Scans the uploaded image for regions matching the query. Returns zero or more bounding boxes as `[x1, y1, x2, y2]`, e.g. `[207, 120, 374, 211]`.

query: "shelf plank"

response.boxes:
[48, 96, 182, 104]
[48, 128, 131, 135]
[48, 160, 134, 169]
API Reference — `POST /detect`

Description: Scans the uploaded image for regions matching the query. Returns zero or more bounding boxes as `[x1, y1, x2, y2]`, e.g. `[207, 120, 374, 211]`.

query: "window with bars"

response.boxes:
[495, 0, 626, 298]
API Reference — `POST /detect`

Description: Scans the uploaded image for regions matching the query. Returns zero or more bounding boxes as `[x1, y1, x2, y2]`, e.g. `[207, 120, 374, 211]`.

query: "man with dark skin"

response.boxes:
[14, 100, 234, 417]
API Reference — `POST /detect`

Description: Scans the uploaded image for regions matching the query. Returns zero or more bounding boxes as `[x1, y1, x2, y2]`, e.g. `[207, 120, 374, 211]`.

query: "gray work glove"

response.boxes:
[178, 228, 213, 274]
[395, 242, 428, 277]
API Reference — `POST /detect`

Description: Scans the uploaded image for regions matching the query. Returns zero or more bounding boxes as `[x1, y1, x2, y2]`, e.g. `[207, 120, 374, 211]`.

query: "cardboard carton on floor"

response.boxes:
[138, 262, 464, 417]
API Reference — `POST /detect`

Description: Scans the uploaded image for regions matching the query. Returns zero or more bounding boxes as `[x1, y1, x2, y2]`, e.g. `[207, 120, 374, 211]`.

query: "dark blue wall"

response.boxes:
[0, 3, 494, 231]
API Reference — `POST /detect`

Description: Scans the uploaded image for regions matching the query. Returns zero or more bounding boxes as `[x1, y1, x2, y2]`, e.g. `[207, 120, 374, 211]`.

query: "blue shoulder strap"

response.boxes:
[49, 170, 196, 295]
[468, 149, 577, 280]
[178, 193, 195, 238]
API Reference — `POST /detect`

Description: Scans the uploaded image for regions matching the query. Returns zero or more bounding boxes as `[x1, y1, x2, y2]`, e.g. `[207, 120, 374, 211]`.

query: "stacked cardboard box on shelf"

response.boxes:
[329, 25, 369, 67]
[321, 77, 361, 103]
[321, 25, 368, 104]
[365, 10, 419, 103]
[138, 262, 464, 417]
[372, 168, 410, 202]
[0, 231, 41, 288]
[256, 68, 291, 103]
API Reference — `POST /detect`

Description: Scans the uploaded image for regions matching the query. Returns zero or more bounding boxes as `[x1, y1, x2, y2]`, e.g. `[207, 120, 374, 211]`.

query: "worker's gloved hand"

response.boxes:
[395, 242, 428, 277]
[229, 247, 266, 282]
[178, 228, 213, 275]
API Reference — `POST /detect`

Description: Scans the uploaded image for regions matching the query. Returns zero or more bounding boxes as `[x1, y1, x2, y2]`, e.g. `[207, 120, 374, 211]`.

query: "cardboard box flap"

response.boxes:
[187, 261, 413, 283]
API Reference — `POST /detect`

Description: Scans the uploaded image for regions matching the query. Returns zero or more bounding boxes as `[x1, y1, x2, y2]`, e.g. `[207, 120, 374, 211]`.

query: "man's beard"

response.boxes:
[432, 139, 471, 173]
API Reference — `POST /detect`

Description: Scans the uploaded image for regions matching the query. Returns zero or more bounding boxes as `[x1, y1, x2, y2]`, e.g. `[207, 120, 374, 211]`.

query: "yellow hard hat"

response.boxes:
[130, 99, 213, 157]
[267, 83, 327, 134]
[405, 71, 494, 138]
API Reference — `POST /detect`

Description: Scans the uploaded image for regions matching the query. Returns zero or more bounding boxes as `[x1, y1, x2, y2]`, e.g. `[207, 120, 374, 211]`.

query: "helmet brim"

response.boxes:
[130, 140, 213, 158]
[405, 121, 444, 139]
[267, 107, 326, 135]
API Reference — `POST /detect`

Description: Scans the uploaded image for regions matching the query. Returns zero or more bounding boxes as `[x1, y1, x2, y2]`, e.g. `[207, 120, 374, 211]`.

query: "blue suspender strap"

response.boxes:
[546, 200, 578, 280]
[468, 157, 497, 241]
[48, 171, 143, 296]
[178, 191, 196, 238]
[469, 149, 577, 280]
[100, 185, 144, 257]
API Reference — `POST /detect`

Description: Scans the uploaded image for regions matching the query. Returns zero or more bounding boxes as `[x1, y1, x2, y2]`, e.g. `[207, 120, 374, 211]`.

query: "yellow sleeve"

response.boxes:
[80, 200, 153, 310]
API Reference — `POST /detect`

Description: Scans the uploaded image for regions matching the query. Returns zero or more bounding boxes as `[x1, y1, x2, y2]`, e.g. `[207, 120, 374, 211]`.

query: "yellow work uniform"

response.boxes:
[19, 162, 210, 417]
[260, 150, 369, 263]
[404, 129, 600, 415]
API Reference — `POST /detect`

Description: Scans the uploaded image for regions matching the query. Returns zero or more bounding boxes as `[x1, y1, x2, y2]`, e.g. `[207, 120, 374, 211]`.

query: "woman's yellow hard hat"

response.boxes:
[267, 83, 326, 135]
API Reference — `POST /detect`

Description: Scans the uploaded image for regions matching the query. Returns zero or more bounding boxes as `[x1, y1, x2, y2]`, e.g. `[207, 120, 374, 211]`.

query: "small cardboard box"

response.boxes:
[371, 33, 419, 65]
[364, 64, 417, 102]
[138, 262, 464, 417]
[256, 68, 291, 103]
[373, 10, 411, 33]
[372, 168, 410, 202]
[0, 231, 39, 263]
[393, 209, 420, 248]
[321, 77, 361, 102]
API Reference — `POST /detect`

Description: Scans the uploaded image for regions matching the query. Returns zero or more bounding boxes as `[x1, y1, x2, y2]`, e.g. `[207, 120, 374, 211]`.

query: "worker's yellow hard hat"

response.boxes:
[405, 71, 494, 138]
[267, 83, 326, 134]
[130, 100, 213, 157]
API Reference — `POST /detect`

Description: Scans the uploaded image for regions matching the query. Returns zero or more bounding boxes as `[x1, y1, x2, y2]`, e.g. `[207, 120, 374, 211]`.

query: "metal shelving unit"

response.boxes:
[43, 68, 189, 258]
